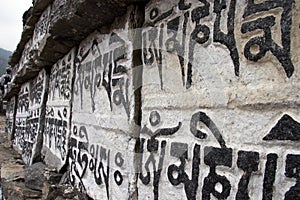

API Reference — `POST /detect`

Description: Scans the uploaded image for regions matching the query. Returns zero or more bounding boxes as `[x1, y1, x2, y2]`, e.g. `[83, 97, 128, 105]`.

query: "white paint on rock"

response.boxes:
[141, 0, 300, 199]
[69, 123, 136, 200]
[43, 48, 76, 170]
[70, 7, 139, 199]
[14, 69, 47, 165]
[5, 98, 16, 135]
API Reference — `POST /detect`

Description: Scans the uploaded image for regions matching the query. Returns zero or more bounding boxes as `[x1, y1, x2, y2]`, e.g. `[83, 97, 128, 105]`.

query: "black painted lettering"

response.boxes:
[262, 153, 278, 200]
[168, 143, 201, 200]
[242, 0, 295, 78]
[213, 0, 239, 76]
[285, 154, 300, 200]
[202, 146, 232, 200]
[236, 151, 259, 200]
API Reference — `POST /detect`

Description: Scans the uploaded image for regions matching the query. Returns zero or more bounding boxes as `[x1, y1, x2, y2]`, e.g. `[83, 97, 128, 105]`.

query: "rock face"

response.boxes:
[3, 0, 300, 199]
[5, 0, 149, 99]
[1, 163, 24, 182]
[13, 69, 48, 165]
[138, 0, 300, 199]
[24, 162, 46, 191]
[1, 161, 89, 200]
[42, 49, 75, 171]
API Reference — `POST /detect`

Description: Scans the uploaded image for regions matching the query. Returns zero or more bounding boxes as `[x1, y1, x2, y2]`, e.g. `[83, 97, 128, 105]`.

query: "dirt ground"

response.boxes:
[0, 116, 90, 200]
[0, 116, 21, 173]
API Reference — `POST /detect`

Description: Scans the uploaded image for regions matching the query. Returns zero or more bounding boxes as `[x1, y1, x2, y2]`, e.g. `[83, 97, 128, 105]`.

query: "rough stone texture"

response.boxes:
[0, 114, 90, 200]
[14, 83, 30, 154]
[42, 48, 76, 171]
[3, 0, 300, 199]
[24, 162, 46, 191]
[9, 0, 54, 66]
[5, 97, 16, 137]
[2, 181, 43, 200]
[5, 0, 149, 100]
[69, 6, 142, 199]
[1, 163, 25, 182]
[139, 0, 300, 199]
[0, 162, 45, 200]
[14, 69, 48, 165]
[1, 161, 89, 200]
[68, 124, 137, 199]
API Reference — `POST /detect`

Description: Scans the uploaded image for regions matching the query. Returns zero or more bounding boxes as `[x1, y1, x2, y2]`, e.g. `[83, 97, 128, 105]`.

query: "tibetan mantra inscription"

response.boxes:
[138, 111, 300, 200]
[143, 0, 295, 89]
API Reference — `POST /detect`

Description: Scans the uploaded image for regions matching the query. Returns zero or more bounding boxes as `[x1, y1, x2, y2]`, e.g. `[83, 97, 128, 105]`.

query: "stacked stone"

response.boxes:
[4, 0, 300, 199]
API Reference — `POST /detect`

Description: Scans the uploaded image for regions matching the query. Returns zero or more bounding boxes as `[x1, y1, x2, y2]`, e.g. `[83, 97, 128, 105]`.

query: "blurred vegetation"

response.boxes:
[0, 48, 12, 76]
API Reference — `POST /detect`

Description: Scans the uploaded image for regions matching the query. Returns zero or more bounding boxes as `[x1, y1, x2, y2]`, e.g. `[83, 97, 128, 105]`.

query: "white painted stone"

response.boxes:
[72, 29, 135, 130]
[32, 6, 51, 49]
[138, 108, 300, 199]
[6, 0, 300, 199]
[43, 48, 76, 170]
[14, 40, 33, 77]
[142, 0, 300, 108]
[141, 0, 300, 199]
[14, 83, 30, 154]
[68, 123, 136, 200]
[14, 70, 47, 165]
[70, 7, 140, 199]
[5, 98, 16, 135]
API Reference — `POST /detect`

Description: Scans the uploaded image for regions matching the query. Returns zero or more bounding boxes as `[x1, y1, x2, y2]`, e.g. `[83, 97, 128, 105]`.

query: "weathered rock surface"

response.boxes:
[3, 0, 300, 199]
[2, 181, 42, 200]
[1, 163, 24, 182]
[5, 0, 148, 99]
[25, 162, 46, 191]
[0, 116, 89, 200]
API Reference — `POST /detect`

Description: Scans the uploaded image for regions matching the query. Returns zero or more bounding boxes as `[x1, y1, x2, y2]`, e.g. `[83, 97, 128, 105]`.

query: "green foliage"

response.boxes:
[0, 48, 12, 76]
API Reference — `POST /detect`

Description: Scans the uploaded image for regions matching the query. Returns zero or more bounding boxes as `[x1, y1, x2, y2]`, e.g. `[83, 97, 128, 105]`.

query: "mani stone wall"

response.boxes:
[14, 69, 47, 165]
[139, 0, 300, 200]
[5, 97, 16, 135]
[4, 0, 300, 199]
[69, 6, 141, 199]
[42, 48, 75, 170]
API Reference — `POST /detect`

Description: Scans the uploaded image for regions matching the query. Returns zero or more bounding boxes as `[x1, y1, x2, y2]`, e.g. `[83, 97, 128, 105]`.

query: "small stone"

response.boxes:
[25, 162, 46, 191]
[1, 163, 24, 182]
